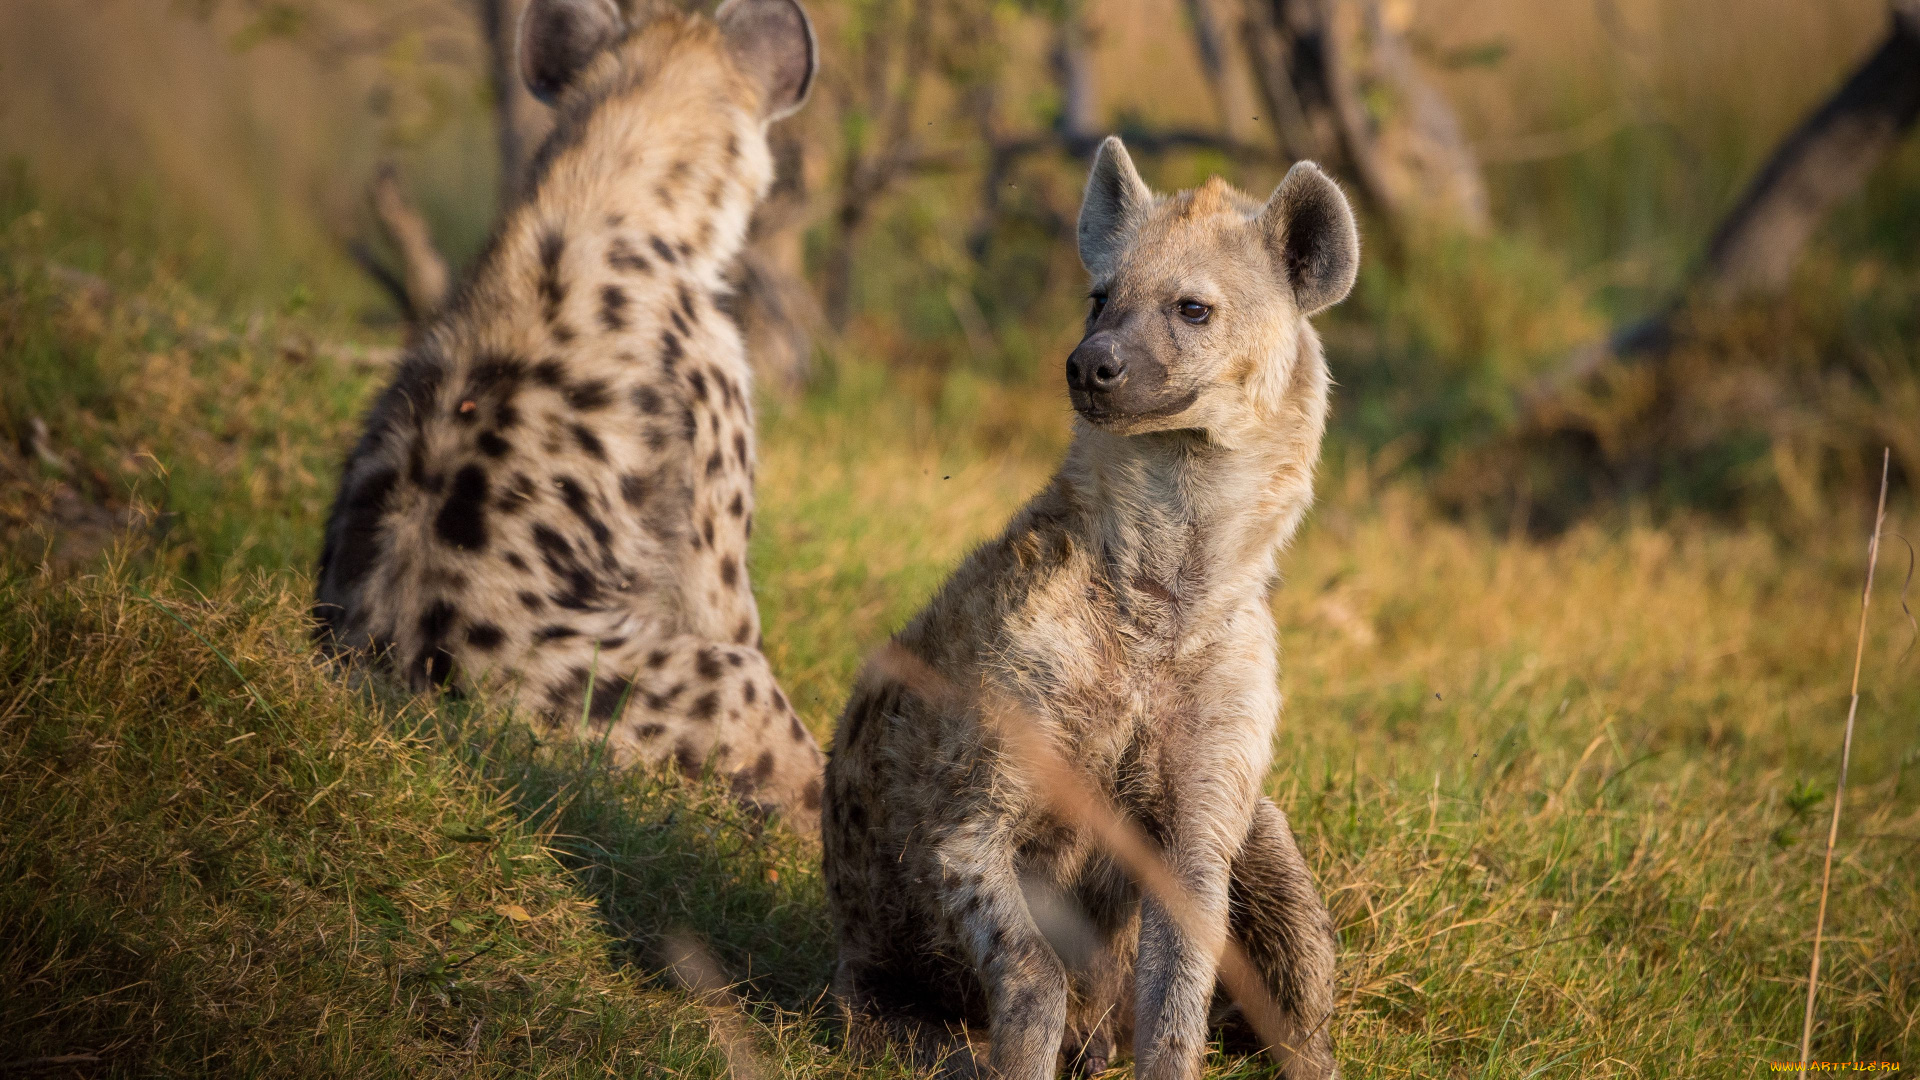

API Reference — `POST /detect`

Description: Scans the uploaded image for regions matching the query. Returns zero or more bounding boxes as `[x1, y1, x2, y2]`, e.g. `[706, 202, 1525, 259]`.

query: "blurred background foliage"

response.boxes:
[2, 0, 1914, 535]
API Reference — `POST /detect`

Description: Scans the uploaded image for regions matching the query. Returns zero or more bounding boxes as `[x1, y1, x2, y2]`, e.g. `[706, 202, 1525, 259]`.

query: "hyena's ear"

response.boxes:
[717, 0, 817, 122]
[1257, 161, 1360, 316]
[518, 0, 625, 105]
[1077, 136, 1155, 280]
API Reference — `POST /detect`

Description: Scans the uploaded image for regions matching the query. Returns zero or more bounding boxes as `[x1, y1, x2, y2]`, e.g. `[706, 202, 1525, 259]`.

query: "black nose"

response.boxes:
[1066, 337, 1127, 393]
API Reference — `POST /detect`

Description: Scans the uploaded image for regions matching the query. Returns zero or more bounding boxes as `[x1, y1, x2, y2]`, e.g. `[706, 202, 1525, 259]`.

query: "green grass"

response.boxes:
[3, 167, 1918, 1077]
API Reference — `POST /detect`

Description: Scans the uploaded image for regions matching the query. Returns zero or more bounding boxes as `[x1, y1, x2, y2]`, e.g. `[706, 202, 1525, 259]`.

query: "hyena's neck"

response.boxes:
[1062, 332, 1329, 609]
[455, 68, 775, 346]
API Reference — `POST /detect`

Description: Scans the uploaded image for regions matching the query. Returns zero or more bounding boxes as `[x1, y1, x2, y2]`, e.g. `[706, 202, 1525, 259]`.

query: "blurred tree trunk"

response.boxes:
[369, 163, 451, 321]
[1238, 0, 1487, 233]
[1529, 0, 1920, 404]
[1696, 0, 1920, 303]
[1183, 0, 1259, 139]
[821, 0, 936, 333]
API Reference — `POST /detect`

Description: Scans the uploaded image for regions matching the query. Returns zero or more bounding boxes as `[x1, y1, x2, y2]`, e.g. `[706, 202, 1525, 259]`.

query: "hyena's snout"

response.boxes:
[1066, 329, 1188, 425]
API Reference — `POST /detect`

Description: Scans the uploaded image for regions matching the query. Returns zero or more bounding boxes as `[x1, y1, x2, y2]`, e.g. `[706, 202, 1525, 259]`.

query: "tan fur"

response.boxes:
[823, 143, 1352, 1079]
[314, 8, 824, 831]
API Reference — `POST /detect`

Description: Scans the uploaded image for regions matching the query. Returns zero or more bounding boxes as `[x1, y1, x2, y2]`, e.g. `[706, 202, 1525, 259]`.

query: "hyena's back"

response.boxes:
[314, 0, 825, 829]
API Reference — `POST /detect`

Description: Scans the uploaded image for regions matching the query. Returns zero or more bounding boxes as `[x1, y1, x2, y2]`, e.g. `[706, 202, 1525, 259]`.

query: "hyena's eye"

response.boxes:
[1176, 300, 1212, 324]
[1089, 292, 1109, 318]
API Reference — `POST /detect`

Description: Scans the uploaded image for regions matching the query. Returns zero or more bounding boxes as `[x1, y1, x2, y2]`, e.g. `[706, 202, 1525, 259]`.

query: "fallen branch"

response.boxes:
[1525, 1, 1920, 415]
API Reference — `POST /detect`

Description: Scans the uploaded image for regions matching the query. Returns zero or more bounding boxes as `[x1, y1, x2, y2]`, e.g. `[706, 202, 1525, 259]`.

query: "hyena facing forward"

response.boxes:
[823, 139, 1357, 1079]
[314, 0, 826, 829]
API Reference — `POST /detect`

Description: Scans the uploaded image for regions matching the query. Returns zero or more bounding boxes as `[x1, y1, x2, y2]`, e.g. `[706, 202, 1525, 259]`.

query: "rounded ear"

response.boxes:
[1258, 161, 1360, 316]
[716, 0, 817, 122]
[1077, 136, 1154, 280]
[519, 0, 625, 105]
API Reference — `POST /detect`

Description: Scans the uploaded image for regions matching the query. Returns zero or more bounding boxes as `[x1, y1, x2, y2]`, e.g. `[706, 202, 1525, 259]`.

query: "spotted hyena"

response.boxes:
[822, 138, 1357, 1079]
[313, 0, 825, 830]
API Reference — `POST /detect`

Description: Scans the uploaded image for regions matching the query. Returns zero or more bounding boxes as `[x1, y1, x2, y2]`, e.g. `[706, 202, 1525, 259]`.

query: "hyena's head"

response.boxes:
[517, 0, 815, 124]
[1068, 137, 1358, 441]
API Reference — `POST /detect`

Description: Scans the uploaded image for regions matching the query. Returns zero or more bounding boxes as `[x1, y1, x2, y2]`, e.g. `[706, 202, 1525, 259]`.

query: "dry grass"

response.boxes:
[4, 209, 1916, 1071]
[2, 0, 1918, 1069]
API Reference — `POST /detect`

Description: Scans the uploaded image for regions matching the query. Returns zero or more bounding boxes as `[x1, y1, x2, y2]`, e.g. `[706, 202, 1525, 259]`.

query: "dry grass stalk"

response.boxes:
[663, 930, 771, 1080]
[870, 642, 1327, 1073]
[1796, 448, 1892, 1079]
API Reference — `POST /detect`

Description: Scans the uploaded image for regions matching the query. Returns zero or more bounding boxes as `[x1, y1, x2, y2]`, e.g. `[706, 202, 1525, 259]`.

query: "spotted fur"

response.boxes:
[314, 0, 824, 830]
[823, 141, 1354, 1078]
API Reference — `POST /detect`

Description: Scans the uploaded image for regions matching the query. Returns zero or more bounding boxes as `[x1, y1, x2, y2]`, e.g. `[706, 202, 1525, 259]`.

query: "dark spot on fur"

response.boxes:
[789, 716, 806, 742]
[538, 232, 566, 324]
[434, 465, 490, 550]
[632, 385, 663, 415]
[588, 676, 631, 724]
[566, 379, 611, 410]
[733, 432, 749, 468]
[532, 359, 566, 387]
[497, 472, 536, 514]
[607, 236, 651, 273]
[677, 284, 696, 322]
[743, 682, 758, 705]
[680, 405, 698, 442]
[695, 648, 723, 680]
[802, 778, 821, 810]
[688, 370, 709, 402]
[467, 623, 505, 651]
[554, 475, 612, 551]
[690, 692, 719, 721]
[650, 236, 677, 264]
[719, 557, 738, 587]
[644, 426, 670, 452]
[702, 517, 715, 546]
[550, 322, 577, 345]
[599, 284, 628, 331]
[535, 624, 579, 642]
[646, 649, 670, 669]
[728, 492, 745, 518]
[705, 451, 723, 476]
[571, 423, 606, 460]
[518, 590, 545, 611]
[670, 308, 690, 338]
[634, 722, 665, 739]
[674, 741, 701, 777]
[505, 551, 528, 571]
[660, 330, 683, 370]
[752, 750, 775, 782]
[413, 600, 458, 688]
[478, 430, 511, 457]
[620, 472, 649, 507]
[734, 618, 752, 644]
[644, 682, 685, 710]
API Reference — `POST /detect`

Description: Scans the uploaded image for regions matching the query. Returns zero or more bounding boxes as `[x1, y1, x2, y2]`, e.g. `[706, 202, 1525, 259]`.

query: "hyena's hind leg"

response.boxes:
[1218, 797, 1339, 1080]
[539, 634, 826, 832]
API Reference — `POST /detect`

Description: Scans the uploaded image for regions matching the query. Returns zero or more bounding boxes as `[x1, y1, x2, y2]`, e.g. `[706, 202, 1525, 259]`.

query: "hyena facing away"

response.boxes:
[823, 138, 1357, 1080]
[313, 0, 826, 830]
